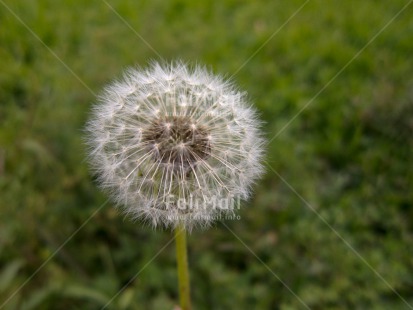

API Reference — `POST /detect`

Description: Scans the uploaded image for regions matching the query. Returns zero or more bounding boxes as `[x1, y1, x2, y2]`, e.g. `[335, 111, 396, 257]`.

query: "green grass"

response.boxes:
[1, 0, 413, 309]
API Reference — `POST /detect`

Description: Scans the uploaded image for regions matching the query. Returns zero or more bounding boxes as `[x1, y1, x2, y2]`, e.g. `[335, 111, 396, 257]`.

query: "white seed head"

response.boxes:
[85, 61, 265, 231]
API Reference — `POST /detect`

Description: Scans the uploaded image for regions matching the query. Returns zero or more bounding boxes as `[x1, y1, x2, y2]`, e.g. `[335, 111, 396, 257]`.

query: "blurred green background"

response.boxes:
[1, 0, 413, 309]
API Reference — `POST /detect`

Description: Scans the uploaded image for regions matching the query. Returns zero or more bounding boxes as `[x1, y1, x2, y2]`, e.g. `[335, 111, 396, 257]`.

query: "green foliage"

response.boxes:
[1, 0, 413, 309]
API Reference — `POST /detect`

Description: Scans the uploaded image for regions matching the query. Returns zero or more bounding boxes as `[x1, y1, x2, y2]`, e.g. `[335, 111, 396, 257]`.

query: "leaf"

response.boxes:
[62, 284, 110, 305]
[21, 285, 57, 310]
[0, 259, 24, 292]
[117, 287, 135, 310]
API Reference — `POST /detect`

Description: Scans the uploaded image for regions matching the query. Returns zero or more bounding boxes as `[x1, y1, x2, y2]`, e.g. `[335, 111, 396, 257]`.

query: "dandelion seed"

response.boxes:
[85, 61, 265, 231]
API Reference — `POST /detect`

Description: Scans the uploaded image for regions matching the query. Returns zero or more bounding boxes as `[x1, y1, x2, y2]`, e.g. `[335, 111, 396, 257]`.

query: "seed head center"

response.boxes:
[143, 116, 210, 168]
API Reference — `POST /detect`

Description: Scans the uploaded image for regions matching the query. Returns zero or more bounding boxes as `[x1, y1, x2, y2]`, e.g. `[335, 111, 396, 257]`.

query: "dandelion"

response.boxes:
[86, 61, 265, 309]
[86, 61, 265, 231]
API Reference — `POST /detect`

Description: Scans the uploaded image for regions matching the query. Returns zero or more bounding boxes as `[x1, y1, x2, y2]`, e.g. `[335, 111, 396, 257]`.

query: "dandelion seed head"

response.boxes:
[86, 61, 265, 231]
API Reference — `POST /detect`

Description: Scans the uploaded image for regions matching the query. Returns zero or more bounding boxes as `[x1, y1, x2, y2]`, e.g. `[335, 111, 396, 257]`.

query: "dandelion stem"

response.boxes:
[175, 223, 191, 310]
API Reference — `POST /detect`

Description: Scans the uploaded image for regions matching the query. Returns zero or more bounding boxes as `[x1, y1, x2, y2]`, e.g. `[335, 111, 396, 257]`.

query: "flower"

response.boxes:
[86, 61, 265, 230]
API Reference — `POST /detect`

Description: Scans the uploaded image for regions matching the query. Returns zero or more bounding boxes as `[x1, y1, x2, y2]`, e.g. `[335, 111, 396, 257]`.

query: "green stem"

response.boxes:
[175, 224, 191, 310]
